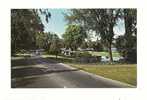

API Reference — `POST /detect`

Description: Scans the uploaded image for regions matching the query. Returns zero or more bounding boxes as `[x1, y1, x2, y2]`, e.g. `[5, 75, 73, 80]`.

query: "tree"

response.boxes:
[11, 9, 51, 54]
[65, 9, 121, 62]
[92, 40, 103, 51]
[80, 41, 88, 49]
[116, 9, 137, 63]
[35, 32, 46, 49]
[49, 34, 61, 59]
[62, 24, 87, 50]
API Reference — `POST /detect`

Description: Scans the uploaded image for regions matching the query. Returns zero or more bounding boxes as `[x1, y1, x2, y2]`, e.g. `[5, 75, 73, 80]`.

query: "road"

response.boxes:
[11, 56, 133, 88]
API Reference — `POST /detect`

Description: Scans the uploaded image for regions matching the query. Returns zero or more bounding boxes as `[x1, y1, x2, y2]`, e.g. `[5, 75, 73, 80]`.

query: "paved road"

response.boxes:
[11, 56, 133, 88]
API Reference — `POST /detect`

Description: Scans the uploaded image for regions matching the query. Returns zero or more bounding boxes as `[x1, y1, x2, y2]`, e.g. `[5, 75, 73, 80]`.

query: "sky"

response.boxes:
[39, 9, 125, 40]
[39, 9, 68, 38]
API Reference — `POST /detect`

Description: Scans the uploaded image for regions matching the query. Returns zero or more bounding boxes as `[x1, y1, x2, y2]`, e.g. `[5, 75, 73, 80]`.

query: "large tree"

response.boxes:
[116, 9, 137, 63]
[65, 9, 120, 62]
[49, 34, 62, 59]
[62, 24, 87, 50]
[35, 32, 49, 49]
[11, 9, 51, 54]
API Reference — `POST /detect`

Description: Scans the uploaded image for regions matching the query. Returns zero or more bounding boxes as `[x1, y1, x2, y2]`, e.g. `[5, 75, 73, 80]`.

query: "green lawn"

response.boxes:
[68, 63, 137, 86]
[88, 51, 120, 57]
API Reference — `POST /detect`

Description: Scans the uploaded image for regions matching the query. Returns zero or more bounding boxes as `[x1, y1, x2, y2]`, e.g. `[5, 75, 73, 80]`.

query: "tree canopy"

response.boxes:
[11, 9, 51, 54]
[62, 24, 87, 50]
[65, 9, 121, 62]
[116, 9, 137, 63]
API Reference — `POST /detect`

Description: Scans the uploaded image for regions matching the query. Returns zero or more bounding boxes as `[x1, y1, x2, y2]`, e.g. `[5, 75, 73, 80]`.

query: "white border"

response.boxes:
[0, 0, 147, 100]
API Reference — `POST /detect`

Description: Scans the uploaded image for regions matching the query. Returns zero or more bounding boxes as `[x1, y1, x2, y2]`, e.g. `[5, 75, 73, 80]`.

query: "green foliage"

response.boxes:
[86, 40, 103, 51]
[124, 9, 137, 36]
[116, 35, 136, 63]
[93, 41, 103, 51]
[48, 34, 62, 58]
[78, 52, 92, 57]
[80, 41, 88, 49]
[11, 9, 51, 54]
[62, 24, 87, 50]
[65, 9, 121, 62]
[35, 32, 48, 49]
[116, 9, 137, 63]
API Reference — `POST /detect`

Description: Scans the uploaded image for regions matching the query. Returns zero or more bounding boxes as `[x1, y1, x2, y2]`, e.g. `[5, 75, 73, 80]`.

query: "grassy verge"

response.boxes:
[68, 63, 137, 86]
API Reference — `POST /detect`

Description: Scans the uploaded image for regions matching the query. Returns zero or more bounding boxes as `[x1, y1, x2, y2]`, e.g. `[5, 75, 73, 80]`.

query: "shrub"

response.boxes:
[79, 52, 92, 57]
[116, 35, 136, 63]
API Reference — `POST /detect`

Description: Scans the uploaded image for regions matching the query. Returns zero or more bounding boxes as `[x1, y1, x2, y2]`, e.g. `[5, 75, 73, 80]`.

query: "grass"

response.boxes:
[88, 51, 120, 57]
[68, 63, 137, 86]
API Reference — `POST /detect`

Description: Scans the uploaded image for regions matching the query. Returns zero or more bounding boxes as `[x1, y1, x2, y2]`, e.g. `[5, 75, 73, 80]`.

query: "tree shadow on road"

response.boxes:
[11, 55, 79, 88]
[12, 67, 81, 79]
[11, 67, 81, 88]
[11, 56, 59, 67]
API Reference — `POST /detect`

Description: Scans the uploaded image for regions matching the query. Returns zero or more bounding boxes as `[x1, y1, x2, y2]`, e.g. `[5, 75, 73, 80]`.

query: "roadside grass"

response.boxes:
[68, 63, 137, 86]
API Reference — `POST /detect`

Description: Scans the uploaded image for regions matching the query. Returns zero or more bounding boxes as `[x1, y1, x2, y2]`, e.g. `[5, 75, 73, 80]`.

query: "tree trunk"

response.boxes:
[108, 23, 114, 63]
[108, 44, 113, 63]
[56, 53, 58, 59]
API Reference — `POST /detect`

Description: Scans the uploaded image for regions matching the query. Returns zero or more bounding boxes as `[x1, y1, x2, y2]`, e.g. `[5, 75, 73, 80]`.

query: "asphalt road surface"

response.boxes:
[11, 56, 133, 88]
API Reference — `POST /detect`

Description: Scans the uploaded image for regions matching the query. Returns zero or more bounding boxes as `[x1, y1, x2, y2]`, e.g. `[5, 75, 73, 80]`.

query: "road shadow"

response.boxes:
[11, 55, 76, 77]
[11, 67, 81, 88]
[11, 55, 79, 88]
[12, 67, 81, 78]
[11, 56, 59, 67]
